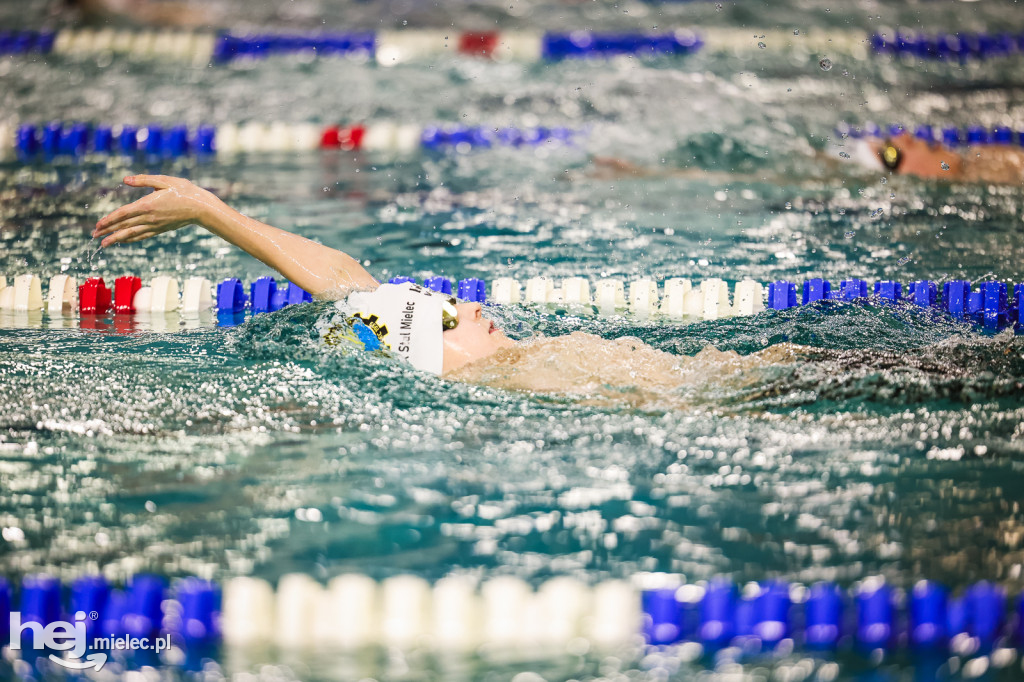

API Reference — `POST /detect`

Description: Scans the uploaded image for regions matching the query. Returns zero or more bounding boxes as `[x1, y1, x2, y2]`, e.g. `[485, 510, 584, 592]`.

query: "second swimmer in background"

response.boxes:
[588, 131, 1024, 186]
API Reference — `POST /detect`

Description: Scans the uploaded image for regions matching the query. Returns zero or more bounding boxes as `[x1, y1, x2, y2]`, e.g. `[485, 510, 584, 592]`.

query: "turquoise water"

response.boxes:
[3, 0, 1024, 679]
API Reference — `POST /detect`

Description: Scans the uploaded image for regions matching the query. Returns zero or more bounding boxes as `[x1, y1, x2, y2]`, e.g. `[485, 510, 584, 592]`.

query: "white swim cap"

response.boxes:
[327, 282, 446, 374]
[836, 138, 884, 171]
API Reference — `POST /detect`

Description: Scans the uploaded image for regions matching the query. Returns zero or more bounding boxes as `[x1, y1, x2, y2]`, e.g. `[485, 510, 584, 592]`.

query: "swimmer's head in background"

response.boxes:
[321, 282, 454, 374]
[880, 139, 903, 172]
[838, 137, 886, 171]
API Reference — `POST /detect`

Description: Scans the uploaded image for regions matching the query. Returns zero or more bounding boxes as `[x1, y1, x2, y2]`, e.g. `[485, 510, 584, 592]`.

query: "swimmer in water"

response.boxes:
[587, 132, 1024, 186]
[94, 174, 514, 374]
[94, 174, 799, 401]
[860, 132, 1024, 185]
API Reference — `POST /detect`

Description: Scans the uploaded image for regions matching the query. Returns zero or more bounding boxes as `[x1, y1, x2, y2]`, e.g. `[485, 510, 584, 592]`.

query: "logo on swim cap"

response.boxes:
[352, 313, 390, 349]
[322, 315, 388, 352]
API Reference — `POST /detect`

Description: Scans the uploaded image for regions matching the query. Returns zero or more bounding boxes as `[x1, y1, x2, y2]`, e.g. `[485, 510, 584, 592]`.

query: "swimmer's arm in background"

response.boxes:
[93, 174, 379, 298]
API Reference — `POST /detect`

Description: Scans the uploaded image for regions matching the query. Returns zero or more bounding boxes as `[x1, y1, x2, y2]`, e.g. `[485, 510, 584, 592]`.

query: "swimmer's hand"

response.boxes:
[92, 173, 378, 296]
[93, 175, 220, 248]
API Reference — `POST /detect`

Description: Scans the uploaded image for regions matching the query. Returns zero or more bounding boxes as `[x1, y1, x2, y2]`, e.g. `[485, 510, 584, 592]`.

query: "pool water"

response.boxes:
[2, 0, 1024, 679]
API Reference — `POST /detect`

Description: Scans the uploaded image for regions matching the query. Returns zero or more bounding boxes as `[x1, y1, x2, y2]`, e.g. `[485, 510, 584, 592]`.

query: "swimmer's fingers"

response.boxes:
[93, 213, 152, 238]
[123, 174, 174, 190]
[99, 223, 152, 247]
[95, 176, 181, 229]
[94, 190, 165, 231]
[100, 223, 173, 248]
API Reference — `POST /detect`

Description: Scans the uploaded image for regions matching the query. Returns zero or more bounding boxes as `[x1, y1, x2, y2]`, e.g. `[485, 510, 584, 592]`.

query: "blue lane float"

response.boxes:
[910, 581, 947, 648]
[856, 580, 893, 649]
[805, 582, 843, 648]
[0, 30, 55, 55]
[216, 278, 247, 314]
[766, 277, 1024, 330]
[870, 31, 1024, 61]
[540, 31, 702, 60]
[391, 276, 488, 303]
[641, 578, 1024, 654]
[15, 122, 216, 161]
[2, 574, 220, 662]
[125, 574, 166, 639]
[211, 31, 376, 62]
[217, 276, 311, 316]
[838, 121, 1024, 148]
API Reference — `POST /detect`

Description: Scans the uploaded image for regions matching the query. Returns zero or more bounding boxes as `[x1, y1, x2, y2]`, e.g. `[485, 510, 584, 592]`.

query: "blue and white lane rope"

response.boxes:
[3, 28, 704, 65]
[838, 121, 1024, 148]
[870, 31, 1024, 61]
[7, 26, 1024, 65]
[1, 121, 584, 161]
[5, 118, 1022, 165]
[640, 576, 1021, 655]
[3, 573, 1024, 663]
[2, 273, 1023, 333]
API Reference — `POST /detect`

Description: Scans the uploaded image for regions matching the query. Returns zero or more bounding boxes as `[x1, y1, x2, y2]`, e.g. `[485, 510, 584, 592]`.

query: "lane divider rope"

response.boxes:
[2, 573, 1024, 667]
[5, 117, 1022, 165]
[9, 27, 1021, 67]
[1, 120, 583, 160]
[1, 273, 1021, 332]
[838, 121, 1024, 148]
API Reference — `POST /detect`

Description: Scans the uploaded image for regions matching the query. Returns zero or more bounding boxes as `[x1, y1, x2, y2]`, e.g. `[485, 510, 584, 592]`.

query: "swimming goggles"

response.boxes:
[880, 140, 902, 172]
[441, 296, 459, 330]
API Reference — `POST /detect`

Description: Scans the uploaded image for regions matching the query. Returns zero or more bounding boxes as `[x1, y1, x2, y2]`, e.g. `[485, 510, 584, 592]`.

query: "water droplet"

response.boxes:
[793, 29, 800, 35]
[819, 58, 833, 71]
[880, 177, 887, 184]
[940, 161, 950, 171]
[842, 69, 849, 76]
[787, 87, 792, 92]
[784, 201, 792, 210]
[871, 208, 883, 217]
[758, 41, 767, 49]
[839, 151, 850, 159]
[715, 2, 722, 10]
[402, 19, 408, 25]
[844, 231, 855, 239]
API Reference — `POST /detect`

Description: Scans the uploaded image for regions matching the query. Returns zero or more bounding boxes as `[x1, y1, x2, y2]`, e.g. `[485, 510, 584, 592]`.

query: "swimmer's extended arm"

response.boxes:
[94, 175, 379, 298]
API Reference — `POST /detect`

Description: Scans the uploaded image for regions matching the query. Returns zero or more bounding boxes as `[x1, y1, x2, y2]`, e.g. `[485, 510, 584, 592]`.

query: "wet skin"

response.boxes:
[869, 133, 963, 178]
[442, 302, 516, 374]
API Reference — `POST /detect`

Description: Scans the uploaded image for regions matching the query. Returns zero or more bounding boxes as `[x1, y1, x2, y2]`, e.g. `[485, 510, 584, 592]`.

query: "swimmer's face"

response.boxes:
[869, 133, 959, 178]
[441, 302, 515, 373]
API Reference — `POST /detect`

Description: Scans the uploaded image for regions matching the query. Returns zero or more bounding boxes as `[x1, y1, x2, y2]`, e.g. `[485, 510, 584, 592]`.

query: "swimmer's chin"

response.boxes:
[443, 339, 533, 380]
